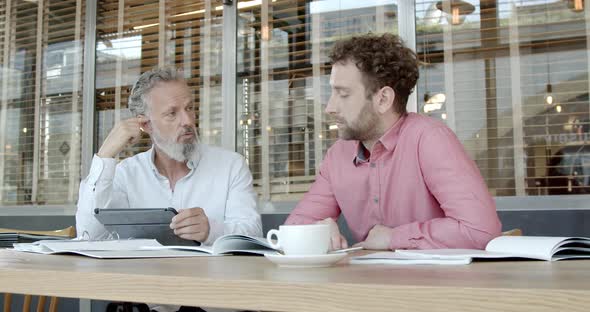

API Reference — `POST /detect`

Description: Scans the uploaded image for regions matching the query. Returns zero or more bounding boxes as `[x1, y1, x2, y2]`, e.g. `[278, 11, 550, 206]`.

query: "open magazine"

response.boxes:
[142, 234, 280, 256]
[13, 234, 279, 259]
[350, 236, 590, 265]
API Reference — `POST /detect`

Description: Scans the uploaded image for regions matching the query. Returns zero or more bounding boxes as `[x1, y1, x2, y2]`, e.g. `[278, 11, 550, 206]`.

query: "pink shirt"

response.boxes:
[286, 113, 502, 250]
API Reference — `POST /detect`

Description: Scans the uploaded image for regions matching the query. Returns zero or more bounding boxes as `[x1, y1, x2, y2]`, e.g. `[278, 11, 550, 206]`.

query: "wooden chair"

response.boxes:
[0, 226, 75, 238]
[502, 228, 523, 236]
[3, 295, 59, 312]
[2, 226, 75, 312]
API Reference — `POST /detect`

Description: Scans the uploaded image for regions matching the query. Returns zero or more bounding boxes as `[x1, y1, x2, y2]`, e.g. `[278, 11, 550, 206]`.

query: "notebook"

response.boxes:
[13, 234, 279, 259]
[349, 252, 472, 265]
[350, 236, 590, 265]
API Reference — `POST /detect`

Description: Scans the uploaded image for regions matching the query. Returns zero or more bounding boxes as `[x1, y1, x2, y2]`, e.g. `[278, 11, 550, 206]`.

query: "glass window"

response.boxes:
[416, 0, 589, 196]
[2, 0, 590, 210]
[0, 0, 85, 205]
[236, 0, 399, 201]
[95, 0, 224, 158]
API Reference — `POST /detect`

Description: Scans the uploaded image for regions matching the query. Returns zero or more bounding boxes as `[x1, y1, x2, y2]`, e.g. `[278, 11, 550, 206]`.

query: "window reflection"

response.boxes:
[417, 0, 589, 196]
[96, 35, 142, 89]
[1, 0, 590, 207]
[236, 0, 398, 201]
[0, 0, 84, 205]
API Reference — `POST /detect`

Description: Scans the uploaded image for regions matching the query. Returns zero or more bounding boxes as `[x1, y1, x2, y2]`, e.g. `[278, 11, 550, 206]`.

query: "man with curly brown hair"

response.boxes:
[285, 34, 502, 251]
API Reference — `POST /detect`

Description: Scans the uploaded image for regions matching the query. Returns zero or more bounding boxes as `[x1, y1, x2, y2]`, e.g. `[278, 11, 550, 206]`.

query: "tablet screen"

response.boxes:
[93, 208, 178, 225]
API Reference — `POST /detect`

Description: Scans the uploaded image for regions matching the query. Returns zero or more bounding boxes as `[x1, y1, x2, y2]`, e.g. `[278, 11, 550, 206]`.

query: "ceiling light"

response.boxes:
[423, 92, 446, 113]
[435, 0, 475, 25]
[545, 84, 554, 105]
[133, 23, 159, 30]
[173, 9, 205, 17]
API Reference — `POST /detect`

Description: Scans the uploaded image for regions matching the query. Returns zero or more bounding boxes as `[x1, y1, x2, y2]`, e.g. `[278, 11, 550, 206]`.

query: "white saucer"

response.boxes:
[264, 253, 347, 268]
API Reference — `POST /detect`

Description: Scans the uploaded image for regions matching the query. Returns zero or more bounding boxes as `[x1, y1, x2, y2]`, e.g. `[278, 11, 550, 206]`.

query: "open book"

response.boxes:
[13, 234, 279, 259]
[142, 234, 280, 256]
[350, 236, 590, 265]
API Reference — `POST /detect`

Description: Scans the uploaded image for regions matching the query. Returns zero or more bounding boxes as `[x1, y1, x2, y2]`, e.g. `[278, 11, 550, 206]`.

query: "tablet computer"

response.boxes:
[93, 208, 198, 246]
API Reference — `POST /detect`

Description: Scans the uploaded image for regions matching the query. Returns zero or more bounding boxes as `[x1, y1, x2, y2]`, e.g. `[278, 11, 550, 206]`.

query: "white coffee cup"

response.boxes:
[266, 224, 330, 256]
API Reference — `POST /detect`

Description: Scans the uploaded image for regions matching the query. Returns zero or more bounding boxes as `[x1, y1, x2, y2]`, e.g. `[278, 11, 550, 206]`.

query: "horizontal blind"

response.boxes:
[0, 0, 85, 205]
[168, 0, 225, 147]
[0, 1, 5, 67]
[0, 0, 40, 205]
[517, 1, 589, 196]
[416, 0, 589, 196]
[0, 0, 7, 203]
[236, 0, 399, 201]
[96, 0, 161, 159]
[37, 0, 85, 204]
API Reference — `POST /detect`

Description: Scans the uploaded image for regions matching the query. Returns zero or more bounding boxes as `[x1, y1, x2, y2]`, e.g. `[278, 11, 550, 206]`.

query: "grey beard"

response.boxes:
[151, 128, 198, 162]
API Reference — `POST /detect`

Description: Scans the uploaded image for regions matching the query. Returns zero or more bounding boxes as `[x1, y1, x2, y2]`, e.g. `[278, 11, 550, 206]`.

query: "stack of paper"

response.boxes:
[350, 252, 472, 265]
[11, 234, 280, 259]
[13, 239, 207, 259]
[0, 232, 69, 248]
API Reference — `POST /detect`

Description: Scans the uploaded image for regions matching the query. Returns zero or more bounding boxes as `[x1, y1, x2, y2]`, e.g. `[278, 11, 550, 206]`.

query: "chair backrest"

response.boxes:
[0, 226, 75, 238]
[2, 226, 75, 312]
[3, 294, 59, 312]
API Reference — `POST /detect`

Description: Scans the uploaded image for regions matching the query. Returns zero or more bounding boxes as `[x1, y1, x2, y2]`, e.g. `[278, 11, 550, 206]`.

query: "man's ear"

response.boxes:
[137, 114, 152, 135]
[375, 86, 395, 114]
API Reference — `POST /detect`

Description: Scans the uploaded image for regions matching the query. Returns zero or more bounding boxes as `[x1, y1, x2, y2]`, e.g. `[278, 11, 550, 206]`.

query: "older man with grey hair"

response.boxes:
[76, 67, 262, 248]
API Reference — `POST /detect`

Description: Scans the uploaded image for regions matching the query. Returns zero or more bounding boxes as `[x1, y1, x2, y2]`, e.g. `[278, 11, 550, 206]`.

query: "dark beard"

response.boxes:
[339, 100, 380, 141]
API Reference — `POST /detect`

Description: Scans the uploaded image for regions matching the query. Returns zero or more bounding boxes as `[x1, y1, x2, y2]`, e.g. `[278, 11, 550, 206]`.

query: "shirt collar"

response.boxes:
[147, 144, 201, 175]
[351, 113, 407, 165]
[379, 113, 407, 151]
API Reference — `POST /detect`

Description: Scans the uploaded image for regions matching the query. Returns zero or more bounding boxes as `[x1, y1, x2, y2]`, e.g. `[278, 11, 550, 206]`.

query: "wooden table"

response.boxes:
[1, 249, 589, 312]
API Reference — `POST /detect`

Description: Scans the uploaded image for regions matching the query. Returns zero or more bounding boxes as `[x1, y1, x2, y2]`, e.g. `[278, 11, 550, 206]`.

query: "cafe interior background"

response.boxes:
[0, 0, 589, 260]
[1, 0, 590, 310]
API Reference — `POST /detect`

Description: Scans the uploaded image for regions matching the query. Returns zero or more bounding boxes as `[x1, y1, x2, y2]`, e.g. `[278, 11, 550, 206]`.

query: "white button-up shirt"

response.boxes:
[75, 143, 262, 245]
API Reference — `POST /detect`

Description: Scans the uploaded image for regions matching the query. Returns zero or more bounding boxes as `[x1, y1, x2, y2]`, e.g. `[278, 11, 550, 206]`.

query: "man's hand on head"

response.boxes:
[353, 224, 394, 250]
[170, 207, 210, 242]
[97, 116, 147, 158]
[317, 217, 348, 251]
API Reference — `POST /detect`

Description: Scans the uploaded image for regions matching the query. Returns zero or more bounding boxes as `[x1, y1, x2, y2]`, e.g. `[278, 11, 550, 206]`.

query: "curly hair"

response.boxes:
[329, 33, 419, 115]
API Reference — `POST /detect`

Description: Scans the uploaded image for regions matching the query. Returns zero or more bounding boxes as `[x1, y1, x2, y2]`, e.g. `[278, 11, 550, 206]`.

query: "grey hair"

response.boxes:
[128, 67, 185, 116]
